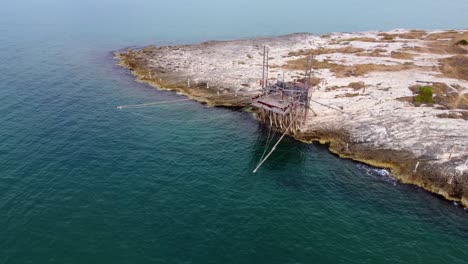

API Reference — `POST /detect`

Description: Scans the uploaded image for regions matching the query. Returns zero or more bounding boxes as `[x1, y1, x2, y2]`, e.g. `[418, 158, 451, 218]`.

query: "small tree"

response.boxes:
[415, 86, 434, 104]
[455, 39, 468, 46]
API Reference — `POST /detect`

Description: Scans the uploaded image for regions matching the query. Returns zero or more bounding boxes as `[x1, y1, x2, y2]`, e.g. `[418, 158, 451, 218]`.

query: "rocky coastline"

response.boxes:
[116, 29, 468, 207]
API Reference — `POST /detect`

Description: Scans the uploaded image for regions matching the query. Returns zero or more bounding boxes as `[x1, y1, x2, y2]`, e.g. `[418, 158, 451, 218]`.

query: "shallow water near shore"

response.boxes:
[1, 0, 468, 263]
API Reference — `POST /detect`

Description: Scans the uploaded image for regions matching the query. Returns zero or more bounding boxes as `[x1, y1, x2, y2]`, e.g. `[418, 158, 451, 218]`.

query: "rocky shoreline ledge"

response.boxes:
[116, 29, 468, 207]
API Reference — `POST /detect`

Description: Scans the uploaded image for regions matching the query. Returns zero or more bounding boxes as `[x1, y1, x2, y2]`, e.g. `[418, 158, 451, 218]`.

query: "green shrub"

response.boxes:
[415, 86, 434, 104]
[455, 39, 468, 46]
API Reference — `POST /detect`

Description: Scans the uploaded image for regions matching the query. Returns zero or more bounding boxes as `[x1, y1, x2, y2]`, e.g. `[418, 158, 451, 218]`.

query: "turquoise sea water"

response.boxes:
[1, 1, 468, 263]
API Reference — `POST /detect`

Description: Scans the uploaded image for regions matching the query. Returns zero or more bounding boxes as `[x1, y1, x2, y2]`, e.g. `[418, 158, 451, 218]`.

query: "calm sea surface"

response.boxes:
[1, 1, 467, 263]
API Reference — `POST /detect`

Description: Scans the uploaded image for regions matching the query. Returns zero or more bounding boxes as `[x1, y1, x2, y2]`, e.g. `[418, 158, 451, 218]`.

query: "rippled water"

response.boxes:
[1, 1, 467, 263]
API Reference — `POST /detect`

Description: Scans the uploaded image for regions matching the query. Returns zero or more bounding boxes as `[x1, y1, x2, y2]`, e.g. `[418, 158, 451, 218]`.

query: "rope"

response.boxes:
[264, 116, 278, 158]
[253, 111, 300, 173]
[259, 122, 275, 162]
[117, 99, 192, 109]
[309, 99, 345, 113]
[126, 109, 239, 123]
[116, 91, 258, 110]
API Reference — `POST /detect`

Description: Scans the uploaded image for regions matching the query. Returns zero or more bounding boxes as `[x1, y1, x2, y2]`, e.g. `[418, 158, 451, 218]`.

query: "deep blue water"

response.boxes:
[1, 1, 467, 263]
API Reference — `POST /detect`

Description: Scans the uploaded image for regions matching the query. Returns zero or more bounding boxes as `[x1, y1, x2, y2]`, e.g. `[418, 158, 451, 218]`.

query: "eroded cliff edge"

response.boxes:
[116, 29, 468, 207]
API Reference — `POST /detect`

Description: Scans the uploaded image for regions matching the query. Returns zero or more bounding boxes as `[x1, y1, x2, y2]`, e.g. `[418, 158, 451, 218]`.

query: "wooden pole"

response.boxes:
[282, 72, 285, 100]
[266, 47, 269, 87]
[303, 56, 312, 126]
[262, 45, 266, 90]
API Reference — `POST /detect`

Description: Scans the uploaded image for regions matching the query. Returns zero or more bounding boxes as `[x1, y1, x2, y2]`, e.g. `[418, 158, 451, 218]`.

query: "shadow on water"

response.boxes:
[250, 125, 306, 170]
[249, 124, 322, 192]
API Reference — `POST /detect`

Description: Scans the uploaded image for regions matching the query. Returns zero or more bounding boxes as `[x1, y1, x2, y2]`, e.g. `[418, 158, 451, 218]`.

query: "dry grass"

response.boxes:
[390, 51, 416, 60]
[335, 93, 360, 98]
[403, 32, 468, 55]
[430, 33, 468, 54]
[397, 30, 427, 39]
[377, 33, 395, 41]
[351, 63, 422, 76]
[309, 76, 321, 87]
[293, 76, 321, 87]
[283, 58, 431, 77]
[439, 55, 468, 81]
[356, 49, 388, 57]
[425, 31, 461, 40]
[404, 41, 465, 55]
[338, 37, 379, 42]
[323, 82, 365, 91]
[378, 30, 427, 40]
[437, 111, 468, 120]
[402, 46, 442, 55]
[348, 81, 366, 90]
[287, 46, 365, 57]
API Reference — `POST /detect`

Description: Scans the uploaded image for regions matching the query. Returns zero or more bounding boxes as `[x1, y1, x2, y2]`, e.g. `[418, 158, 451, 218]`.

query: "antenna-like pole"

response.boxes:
[262, 45, 266, 90]
[303, 56, 312, 125]
[282, 71, 285, 100]
[266, 47, 269, 87]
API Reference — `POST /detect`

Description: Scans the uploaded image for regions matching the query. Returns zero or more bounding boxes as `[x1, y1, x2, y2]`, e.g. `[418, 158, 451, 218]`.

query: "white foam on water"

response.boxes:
[357, 164, 397, 185]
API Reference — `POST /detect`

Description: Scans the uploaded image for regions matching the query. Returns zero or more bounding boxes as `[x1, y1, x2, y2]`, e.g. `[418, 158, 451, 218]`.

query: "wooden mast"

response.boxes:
[262, 45, 266, 91]
[266, 47, 269, 88]
[303, 56, 312, 125]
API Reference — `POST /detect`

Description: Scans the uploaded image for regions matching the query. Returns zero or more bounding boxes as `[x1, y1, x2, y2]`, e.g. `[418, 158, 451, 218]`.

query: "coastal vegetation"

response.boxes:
[356, 48, 387, 57]
[383, 35, 395, 41]
[415, 86, 434, 105]
[283, 57, 430, 77]
[456, 39, 468, 46]
[390, 51, 415, 60]
[287, 46, 364, 57]
[338, 37, 378, 43]
[348, 81, 366, 90]
[439, 56, 468, 81]
[284, 30, 467, 81]
[405, 83, 468, 109]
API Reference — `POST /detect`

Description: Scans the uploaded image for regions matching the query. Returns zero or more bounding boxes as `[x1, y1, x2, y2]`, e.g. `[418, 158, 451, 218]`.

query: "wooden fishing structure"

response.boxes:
[251, 46, 314, 173]
[252, 46, 312, 136]
[116, 45, 330, 173]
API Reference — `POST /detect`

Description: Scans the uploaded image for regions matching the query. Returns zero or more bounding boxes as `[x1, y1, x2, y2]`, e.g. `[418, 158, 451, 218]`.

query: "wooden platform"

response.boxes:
[252, 93, 291, 115]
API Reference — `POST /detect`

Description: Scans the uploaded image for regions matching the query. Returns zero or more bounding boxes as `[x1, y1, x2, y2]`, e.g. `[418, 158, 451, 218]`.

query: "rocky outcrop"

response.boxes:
[116, 29, 468, 207]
